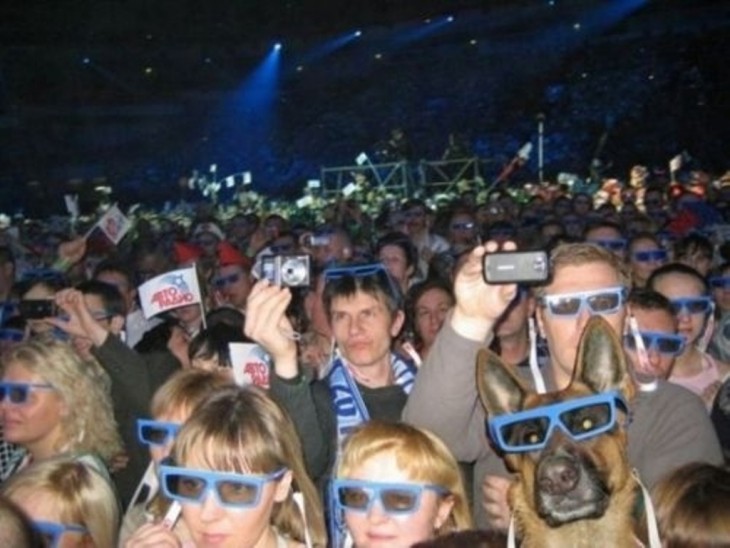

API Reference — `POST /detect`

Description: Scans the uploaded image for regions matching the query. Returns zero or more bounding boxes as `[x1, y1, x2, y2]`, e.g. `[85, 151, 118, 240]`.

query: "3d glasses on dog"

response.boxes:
[486, 391, 629, 453]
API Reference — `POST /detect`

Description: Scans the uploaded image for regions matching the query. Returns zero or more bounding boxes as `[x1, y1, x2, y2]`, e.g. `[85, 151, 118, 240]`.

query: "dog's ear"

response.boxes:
[476, 348, 528, 416]
[573, 316, 633, 398]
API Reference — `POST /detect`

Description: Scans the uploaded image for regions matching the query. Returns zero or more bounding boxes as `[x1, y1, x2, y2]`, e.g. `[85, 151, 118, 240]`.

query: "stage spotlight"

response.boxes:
[82, 57, 91, 65]
[447, 16, 454, 22]
[273, 42, 282, 51]
[354, 30, 362, 37]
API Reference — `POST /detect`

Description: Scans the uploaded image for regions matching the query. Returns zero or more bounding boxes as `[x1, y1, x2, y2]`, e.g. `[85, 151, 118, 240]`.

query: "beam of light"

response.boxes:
[389, 15, 454, 48]
[202, 45, 283, 191]
[297, 29, 363, 65]
[579, 0, 648, 34]
[80, 58, 138, 95]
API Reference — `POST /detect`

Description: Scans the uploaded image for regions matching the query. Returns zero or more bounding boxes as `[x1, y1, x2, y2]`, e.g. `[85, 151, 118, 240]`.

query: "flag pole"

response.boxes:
[194, 262, 208, 331]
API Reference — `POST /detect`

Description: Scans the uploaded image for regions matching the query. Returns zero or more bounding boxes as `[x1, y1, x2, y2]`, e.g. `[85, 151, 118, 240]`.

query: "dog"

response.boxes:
[477, 316, 639, 548]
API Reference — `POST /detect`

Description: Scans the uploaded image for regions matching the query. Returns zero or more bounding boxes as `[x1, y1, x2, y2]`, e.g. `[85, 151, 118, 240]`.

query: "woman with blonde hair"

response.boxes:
[331, 420, 472, 547]
[126, 385, 327, 547]
[652, 462, 730, 548]
[119, 368, 233, 544]
[0, 338, 122, 480]
[2, 456, 120, 547]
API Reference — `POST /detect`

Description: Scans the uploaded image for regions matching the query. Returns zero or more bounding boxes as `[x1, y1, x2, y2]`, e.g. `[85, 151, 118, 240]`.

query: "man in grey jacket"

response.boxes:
[403, 241, 722, 529]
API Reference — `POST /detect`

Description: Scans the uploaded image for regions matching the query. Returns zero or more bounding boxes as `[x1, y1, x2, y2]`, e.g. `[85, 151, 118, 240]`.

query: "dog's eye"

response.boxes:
[560, 402, 612, 438]
[501, 418, 548, 448]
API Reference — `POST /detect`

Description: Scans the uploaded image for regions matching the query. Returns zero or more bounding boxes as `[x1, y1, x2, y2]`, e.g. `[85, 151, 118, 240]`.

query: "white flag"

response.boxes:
[296, 195, 314, 208]
[138, 266, 202, 319]
[243, 171, 252, 185]
[64, 195, 79, 219]
[518, 142, 533, 161]
[230, 343, 272, 389]
[225, 176, 236, 188]
[669, 154, 683, 173]
[342, 182, 358, 197]
[355, 152, 369, 166]
[93, 205, 131, 245]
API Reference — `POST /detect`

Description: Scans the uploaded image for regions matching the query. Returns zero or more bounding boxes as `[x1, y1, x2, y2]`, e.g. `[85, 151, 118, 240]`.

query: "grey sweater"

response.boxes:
[403, 319, 724, 528]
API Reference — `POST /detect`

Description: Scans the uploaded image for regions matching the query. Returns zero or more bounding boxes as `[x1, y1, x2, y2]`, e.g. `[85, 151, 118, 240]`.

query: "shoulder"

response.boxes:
[631, 381, 707, 419]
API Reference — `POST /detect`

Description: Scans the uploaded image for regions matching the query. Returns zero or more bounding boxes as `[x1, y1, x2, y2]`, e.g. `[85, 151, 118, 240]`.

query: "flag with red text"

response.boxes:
[138, 266, 202, 319]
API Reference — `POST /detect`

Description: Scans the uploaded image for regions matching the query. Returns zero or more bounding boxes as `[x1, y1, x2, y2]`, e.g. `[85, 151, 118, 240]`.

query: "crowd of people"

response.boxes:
[0, 167, 729, 546]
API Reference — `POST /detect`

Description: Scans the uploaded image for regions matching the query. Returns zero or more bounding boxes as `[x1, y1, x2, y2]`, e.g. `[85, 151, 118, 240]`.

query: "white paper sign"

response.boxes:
[230, 343, 272, 389]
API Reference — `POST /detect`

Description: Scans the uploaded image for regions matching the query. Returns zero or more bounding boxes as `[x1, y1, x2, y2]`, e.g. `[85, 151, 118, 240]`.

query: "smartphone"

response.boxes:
[483, 251, 549, 284]
[19, 300, 57, 319]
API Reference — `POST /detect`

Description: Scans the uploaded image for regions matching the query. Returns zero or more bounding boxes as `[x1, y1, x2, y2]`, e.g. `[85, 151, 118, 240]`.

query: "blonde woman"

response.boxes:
[0, 337, 122, 481]
[331, 421, 472, 547]
[3, 456, 120, 547]
[119, 369, 233, 545]
[126, 385, 327, 547]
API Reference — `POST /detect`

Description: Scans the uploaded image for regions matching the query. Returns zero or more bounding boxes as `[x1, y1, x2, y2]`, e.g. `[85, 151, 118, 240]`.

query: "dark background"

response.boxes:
[0, 0, 728, 216]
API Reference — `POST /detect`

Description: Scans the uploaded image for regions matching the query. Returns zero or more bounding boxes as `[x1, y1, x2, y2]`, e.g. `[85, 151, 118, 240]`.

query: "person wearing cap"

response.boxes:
[212, 242, 253, 312]
[190, 222, 225, 277]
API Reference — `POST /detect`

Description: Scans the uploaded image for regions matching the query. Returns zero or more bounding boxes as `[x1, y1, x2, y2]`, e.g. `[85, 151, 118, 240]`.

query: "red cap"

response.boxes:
[217, 241, 251, 270]
[174, 241, 203, 265]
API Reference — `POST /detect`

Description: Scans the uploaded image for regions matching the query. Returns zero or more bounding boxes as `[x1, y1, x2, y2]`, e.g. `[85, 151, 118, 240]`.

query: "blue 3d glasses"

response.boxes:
[487, 391, 629, 453]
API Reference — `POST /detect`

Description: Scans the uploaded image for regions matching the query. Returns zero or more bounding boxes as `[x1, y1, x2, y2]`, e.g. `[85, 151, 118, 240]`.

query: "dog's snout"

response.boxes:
[538, 456, 580, 496]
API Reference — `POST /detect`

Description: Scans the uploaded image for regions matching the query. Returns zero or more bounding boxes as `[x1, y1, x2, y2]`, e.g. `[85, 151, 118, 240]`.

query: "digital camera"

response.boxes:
[261, 255, 311, 288]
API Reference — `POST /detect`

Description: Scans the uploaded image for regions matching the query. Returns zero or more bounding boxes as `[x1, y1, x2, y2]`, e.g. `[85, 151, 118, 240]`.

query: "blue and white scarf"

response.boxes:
[326, 352, 416, 453]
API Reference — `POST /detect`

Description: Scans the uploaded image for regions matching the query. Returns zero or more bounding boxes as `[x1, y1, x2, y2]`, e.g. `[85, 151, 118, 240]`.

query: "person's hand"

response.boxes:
[451, 241, 518, 341]
[482, 475, 513, 532]
[124, 523, 181, 548]
[49, 288, 109, 346]
[57, 237, 87, 267]
[244, 280, 298, 379]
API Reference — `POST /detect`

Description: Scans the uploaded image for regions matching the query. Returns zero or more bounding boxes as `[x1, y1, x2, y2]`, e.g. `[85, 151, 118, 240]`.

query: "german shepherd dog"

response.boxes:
[477, 316, 638, 548]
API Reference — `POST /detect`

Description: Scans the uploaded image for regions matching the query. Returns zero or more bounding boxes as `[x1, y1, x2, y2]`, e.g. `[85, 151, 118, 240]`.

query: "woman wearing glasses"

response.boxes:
[647, 263, 730, 407]
[126, 385, 326, 547]
[120, 369, 232, 545]
[330, 421, 471, 547]
[3, 456, 119, 547]
[0, 338, 122, 482]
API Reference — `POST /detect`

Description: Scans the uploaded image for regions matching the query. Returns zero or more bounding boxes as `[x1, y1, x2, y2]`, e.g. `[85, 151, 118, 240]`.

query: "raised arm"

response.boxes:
[403, 242, 517, 461]
[245, 280, 332, 480]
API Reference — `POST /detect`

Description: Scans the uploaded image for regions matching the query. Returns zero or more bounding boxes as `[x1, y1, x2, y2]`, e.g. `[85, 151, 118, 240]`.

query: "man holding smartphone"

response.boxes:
[403, 241, 722, 529]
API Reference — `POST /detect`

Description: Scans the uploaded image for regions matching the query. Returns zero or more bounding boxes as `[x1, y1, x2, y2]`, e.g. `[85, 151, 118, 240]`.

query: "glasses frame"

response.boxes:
[588, 238, 627, 252]
[632, 249, 668, 263]
[710, 276, 730, 290]
[159, 463, 287, 508]
[669, 296, 713, 316]
[0, 381, 55, 404]
[623, 330, 685, 356]
[213, 271, 243, 289]
[331, 478, 448, 515]
[137, 419, 181, 447]
[538, 286, 626, 318]
[33, 520, 88, 548]
[487, 391, 628, 453]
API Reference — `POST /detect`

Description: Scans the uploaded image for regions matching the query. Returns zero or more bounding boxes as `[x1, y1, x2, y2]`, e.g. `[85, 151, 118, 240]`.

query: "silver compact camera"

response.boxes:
[261, 254, 311, 287]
